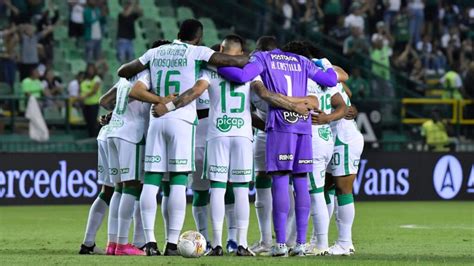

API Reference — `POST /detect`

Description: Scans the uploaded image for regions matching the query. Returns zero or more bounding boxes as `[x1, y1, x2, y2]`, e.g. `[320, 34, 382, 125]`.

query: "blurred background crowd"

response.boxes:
[0, 0, 472, 151]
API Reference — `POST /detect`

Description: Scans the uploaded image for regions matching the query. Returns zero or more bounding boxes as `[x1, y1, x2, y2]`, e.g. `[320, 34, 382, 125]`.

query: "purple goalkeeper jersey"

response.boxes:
[252, 49, 319, 135]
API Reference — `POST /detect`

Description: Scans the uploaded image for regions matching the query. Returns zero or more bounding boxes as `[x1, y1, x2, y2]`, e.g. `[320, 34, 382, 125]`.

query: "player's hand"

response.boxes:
[345, 105, 358, 120]
[162, 93, 177, 104]
[312, 109, 331, 125]
[151, 103, 168, 117]
[293, 102, 311, 116]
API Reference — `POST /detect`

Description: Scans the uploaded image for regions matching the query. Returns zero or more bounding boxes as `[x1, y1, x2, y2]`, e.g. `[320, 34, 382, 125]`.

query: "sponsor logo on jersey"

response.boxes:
[216, 115, 244, 132]
[169, 159, 188, 165]
[109, 118, 124, 128]
[145, 155, 161, 163]
[283, 111, 309, 124]
[298, 159, 313, 164]
[120, 168, 129, 174]
[318, 127, 331, 141]
[109, 168, 119, 175]
[270, 54, 298, 62]
[209, 165, 228, 173]
[433, 155, 463, 199]
[231, 169, 252, 175]
[279, 154, 294, 161]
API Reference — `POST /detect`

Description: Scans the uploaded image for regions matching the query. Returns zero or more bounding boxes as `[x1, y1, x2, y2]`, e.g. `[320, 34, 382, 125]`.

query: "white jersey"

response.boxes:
[108, 70, 151, 143]
[250, 88, 268, 122]
[97, 124, 111, 141]
[307, 79, 340, 140]
[138, 39, 215, 124]
[198, 69, 253, 141]
[329, 83, 361, 142]
[195, 90, 210, 148]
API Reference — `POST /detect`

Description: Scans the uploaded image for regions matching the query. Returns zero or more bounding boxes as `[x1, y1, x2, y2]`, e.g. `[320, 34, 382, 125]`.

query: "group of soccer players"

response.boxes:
[78, 18, 364, 258]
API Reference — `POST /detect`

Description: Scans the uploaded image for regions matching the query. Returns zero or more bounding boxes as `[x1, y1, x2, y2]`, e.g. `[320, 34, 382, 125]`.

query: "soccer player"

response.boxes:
[117, 19, 249, 256]
[218, 41, 338, 257]
[324, 82, 364, 256]
[79, 114, 114, 255]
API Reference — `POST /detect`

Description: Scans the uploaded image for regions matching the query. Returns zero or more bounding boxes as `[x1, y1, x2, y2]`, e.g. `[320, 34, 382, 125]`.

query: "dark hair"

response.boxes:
[302, 40, 323, 59]
[85, 63, 97, 79]
[256, 36, 278, 51]
[210, 43, 221, 52]
[223, 34, 245, 48]
[281, 41, 311, 58]
[151, 39, 171, 48]
[178, 19, 203, 41]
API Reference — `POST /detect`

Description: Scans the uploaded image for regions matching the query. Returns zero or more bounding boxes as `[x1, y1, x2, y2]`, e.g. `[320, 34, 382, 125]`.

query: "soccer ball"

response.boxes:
[177, 230, 207, 258]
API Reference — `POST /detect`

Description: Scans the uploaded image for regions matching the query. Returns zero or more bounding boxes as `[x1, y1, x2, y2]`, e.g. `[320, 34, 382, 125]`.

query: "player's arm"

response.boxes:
[312, 93, 348, 125]
[334, 66, 349, 82]
[279, 95, 318, 110]
[128, 80, 174, 104]
[117, 59, 147, 79]
[208, 52, 249, 68]
[251, 80, 311, 115]
[152, 80, 209, 117]
[217, 61, 264, 83]
[342, 82, 352, 98]
[99, 86, 117, 111]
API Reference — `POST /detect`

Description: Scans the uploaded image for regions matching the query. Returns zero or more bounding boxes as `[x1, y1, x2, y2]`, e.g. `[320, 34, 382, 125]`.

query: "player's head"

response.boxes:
[302, 40, 323, 59]
[256, 36, 278, 51]
[281, 41, 311, 58]
[220, 34, 245, 55]
[178, 19, 204, 45]
[151, 39, 171, 48]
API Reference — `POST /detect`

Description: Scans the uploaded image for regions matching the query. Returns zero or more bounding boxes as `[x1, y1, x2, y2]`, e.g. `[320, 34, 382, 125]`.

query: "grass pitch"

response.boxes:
[0, 202, 472, 265]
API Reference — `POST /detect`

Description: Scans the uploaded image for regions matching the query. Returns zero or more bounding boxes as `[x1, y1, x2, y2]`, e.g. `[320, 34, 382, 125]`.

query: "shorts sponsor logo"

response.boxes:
[216, 115, 244, 132]
[209, 165, 228, 173]
[109, 118, 124, 128]
[145, 155, 161, 163]
[232, 169, 252, 175]
[279, 154, 294, 161]
[120, 168, 129, 174]
[109, 168, 119, 175]
[283, 111, 309, 124]
[433, 155, 463, 199]
[298, 159, 313, 164]
[169, 159, 188, 165]
[318, 127, 331, 141]
[98, 165, 104, 173]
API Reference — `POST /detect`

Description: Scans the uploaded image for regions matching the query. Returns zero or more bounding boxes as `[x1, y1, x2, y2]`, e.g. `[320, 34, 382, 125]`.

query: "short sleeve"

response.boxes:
[197, 70, 211, 84]
[194, 46, 215, 62]
[138, 49, 153, 65]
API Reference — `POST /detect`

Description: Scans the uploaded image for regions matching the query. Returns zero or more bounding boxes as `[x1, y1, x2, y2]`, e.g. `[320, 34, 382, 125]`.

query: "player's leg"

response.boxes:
[115, 139, 145, 256]
[287, 134, 313, 257]
[224, 182, 237, 253]
[141, 121, 166, 256]
[191, 145, 210, 249]
[132, 185, 145, 249]
[205, 137, 228, 256]
[106, 138, 121, 255]
[285, 180, 296, 249]
[324, 174, 336, 219]
[161, 179, 170, 244]
[251, 130, 273, 254]
[164, 120, 195, 255]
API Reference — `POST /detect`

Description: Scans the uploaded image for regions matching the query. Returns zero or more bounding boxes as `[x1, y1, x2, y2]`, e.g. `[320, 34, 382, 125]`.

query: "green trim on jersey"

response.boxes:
[309, 172, 317, 191]
[210, 181, 227, 189]
[335, 136, 350, 175]
[337, 193, 354, 206]
[310, 186, 324, 194]
[195, 60, 204, 81]
[123, 186, 140, 198]
[255, 176, 272, 189]
[135, 144, 140, 181]
[114, 185, 123, 193]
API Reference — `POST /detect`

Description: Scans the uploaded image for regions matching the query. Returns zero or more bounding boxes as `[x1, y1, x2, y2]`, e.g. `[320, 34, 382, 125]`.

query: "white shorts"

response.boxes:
[253, 130, 266, 172]
[309, 126, 334, 190]
[144, 118, 196, 176]
[107, 137, 145, 183]
[189, 146, 210, 191]
[204, 136, 253, 183]
[328, 132, 364, 176]
[97, 139, 114, 187]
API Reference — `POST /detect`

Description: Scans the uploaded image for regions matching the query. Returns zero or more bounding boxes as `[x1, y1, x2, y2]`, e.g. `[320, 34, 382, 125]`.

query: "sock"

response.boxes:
[293, 175, 310, 245]
[161, 181, 170, 243]
[192, 190, 209, 241]
[325, 186, 336, 219]
[210, 182, 226, 247]
[255, 176, 272, 245]
[117, 187, 140, 245]
[233, 184, 250, 248]
[336, 193, 355, 249]
[161, 181, 170, 242]
[224, 184, 236, 242]
[286, 184, 296, 247]
[107, 189, 122, 244]
[133, 200, 145, 248]
[271, 174, 290, 244]
[310, 188, 329, 250]
[167, 173, 187, 244]
[140, 172, 162, 243]
[83, 192, 108, 246]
